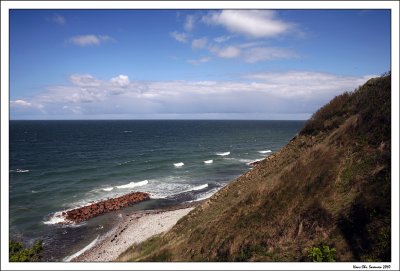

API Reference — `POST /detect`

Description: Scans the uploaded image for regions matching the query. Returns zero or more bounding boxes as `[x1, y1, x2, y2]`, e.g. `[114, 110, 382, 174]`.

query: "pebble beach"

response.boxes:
[69, 206, 195, 262]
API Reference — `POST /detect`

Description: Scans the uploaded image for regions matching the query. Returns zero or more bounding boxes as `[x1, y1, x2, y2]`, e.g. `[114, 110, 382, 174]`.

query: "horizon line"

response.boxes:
[9, 118, 308, 121]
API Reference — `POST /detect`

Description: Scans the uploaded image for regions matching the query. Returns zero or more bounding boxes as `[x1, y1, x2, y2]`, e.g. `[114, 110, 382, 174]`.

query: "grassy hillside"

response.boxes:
[118, 73, 391, 262]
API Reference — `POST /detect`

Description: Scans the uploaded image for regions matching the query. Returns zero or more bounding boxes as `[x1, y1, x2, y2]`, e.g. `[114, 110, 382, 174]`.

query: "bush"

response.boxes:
[308, 245, 336, 262]
[9, 240, 44, 262]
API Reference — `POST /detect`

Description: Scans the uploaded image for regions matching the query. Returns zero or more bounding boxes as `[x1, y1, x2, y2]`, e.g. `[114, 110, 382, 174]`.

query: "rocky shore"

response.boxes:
[63, 192, 150, 224]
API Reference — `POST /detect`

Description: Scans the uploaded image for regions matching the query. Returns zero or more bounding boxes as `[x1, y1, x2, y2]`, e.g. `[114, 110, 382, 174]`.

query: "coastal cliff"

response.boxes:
[118, 73, 391, 262]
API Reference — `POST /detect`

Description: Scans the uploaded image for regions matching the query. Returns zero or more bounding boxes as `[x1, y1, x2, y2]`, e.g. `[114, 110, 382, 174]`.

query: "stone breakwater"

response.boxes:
[63, 192, 150, 224]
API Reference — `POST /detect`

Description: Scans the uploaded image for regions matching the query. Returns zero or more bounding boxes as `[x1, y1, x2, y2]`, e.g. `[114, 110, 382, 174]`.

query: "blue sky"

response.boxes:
[10, 9, 390, 120]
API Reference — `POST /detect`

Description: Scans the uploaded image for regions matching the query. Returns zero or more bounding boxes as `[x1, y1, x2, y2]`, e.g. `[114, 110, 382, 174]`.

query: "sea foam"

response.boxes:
[43, 211, 68, 225]
[116, 180, 148, 189]
[216, 152, 230, 156]
[258, 150, 272, 154]
[183, 184, 208, 193]
[102, 187, 114, 191]
[203, 160, 213, 164]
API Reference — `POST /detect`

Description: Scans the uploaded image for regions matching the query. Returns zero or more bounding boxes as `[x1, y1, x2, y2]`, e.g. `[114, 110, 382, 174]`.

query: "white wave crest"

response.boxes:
[116, 180, 148, 189]
[216, 152, 230, 156]
[146, 181, 197, 199]
[102, 187, 114, 191]
[246, 158, 264, 165]
[174, 162, 184, 167]
[258, 150, 272, 154]
[11, 169, 30, 173]
[203, 160, 213, 164]
[64, 235, 100, 262]
[192, 184, 208, 191]
[184, 184, 208, 192]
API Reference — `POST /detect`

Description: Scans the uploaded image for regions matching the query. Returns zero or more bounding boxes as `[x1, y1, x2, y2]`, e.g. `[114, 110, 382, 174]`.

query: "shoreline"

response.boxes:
[69, 202, 199, 262]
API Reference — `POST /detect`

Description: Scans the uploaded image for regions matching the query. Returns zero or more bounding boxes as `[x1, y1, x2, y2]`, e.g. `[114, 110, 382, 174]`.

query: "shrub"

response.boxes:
[308, 245, 336, 262]
[9, 240, 44, 262]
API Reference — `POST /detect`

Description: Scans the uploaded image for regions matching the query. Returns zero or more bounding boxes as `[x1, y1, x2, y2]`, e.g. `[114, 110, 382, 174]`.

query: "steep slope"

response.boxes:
[118, 73, 391, 262]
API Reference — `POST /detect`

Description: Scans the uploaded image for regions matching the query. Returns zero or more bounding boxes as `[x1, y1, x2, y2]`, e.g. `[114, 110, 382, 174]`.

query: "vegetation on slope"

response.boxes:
[118, 73, 391, 262]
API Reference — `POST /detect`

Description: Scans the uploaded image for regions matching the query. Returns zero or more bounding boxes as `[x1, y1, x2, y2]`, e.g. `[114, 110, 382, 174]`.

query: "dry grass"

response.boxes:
[120, 74, 391, 262]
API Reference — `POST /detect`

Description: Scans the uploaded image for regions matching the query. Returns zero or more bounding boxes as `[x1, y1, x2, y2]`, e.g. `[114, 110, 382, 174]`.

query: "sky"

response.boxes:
[9, 9, 391, 120]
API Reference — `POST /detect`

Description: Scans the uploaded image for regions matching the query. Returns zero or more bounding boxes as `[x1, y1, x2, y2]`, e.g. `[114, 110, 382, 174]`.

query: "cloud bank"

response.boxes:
[10, 72, 375, 119]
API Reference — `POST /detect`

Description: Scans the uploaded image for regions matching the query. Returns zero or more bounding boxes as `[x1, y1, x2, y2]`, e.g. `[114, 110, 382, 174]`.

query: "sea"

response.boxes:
[9, 120, 305, 261]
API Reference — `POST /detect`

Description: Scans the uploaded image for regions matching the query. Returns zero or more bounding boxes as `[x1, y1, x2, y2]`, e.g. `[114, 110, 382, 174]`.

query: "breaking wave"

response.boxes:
[203, 160, 213, 164]
[10, 169, 30, 173]
[116, 180, 149, 189]
[258, 150, 272, 154]
[174, 162, 184, 167]
[246, 158, 264, 165]
[216, 152, 230, 156]
[185, 184, 208, 192]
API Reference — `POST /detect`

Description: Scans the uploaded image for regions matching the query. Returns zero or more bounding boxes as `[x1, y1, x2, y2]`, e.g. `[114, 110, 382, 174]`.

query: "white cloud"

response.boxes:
[63, 105, 82, 115]
[184, 15, 195, 32]
[110, 75, 130, 87]
[208, 43, 297, 63]
[191, 37, 208, 49]
[11, 100, 32, 107]
[11, 99, 46, 113]
[243, 47, 298, 63]
[213, 35, 234, 43]
[69, 35, 114, 47]
[170, 31, 188, 43]
[203, 10, 292, 38]
[187, 56, 211, 65]
[51, 13, 66, 25]
[170, 11, 298, 64]
[211, 45, 241, 58]
[69, 74, 101, 87]
[11, 72, 375, 119]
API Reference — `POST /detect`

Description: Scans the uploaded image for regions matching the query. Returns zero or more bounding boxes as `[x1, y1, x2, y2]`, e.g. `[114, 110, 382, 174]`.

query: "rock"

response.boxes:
[64, 191, 150, 224]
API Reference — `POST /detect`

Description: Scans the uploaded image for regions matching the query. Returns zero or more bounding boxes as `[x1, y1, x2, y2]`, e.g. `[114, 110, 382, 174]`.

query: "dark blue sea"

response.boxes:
[9, 120, 305, 261]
